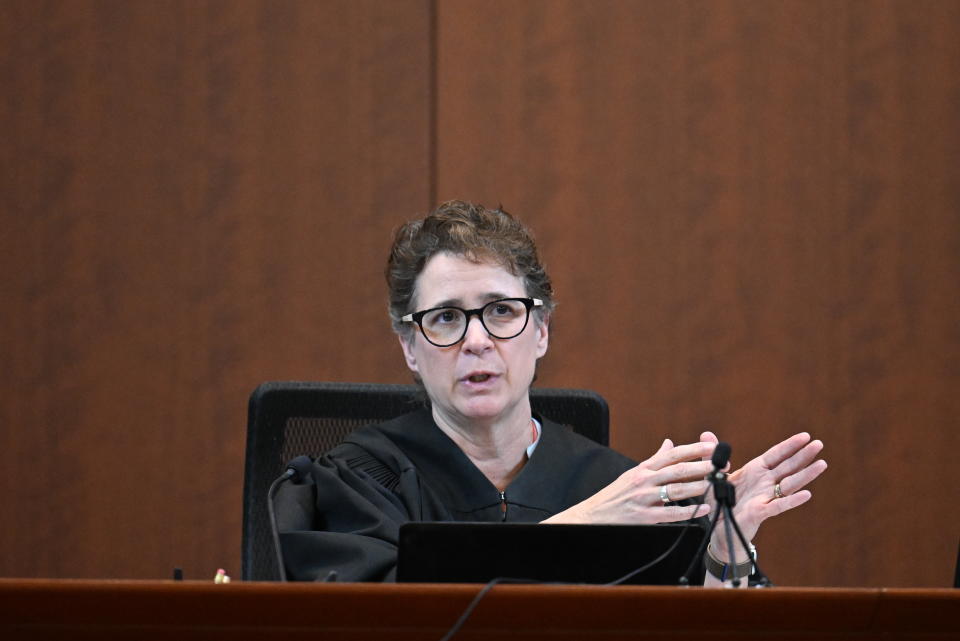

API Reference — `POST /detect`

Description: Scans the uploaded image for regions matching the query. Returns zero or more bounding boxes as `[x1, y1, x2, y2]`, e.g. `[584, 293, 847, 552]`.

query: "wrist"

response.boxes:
[707, 537, 752, 564]
[544, 502, 589, 524]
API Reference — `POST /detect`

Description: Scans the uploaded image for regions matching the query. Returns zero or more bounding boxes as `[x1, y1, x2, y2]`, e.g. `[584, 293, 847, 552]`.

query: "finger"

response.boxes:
[641, 439, 674, 473]
[697, 431, 734, 471]
[659, 479, 711, 503]
[652, 460, 715, 485]
[760, 432, 813, 469]
[699, 431, 718, 462]
[771, 439, 824, 481]
[765, 489, 813, 517]
[646, 441, 715, 471]
[777, 458, 828, 496]
[656, 503, 711, 523]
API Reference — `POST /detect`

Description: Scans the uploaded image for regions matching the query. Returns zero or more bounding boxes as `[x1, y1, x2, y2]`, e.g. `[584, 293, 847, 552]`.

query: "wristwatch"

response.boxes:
[705, 543, 756, 581]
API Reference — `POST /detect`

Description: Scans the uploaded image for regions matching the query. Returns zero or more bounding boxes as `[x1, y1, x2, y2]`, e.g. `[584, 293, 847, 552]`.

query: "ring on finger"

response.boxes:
[659, 484, 672, 504]
[773, 482, 785, 499]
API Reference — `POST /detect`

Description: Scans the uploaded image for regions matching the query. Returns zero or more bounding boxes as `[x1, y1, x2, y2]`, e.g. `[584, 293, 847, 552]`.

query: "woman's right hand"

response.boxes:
[544, 438, 715, 524]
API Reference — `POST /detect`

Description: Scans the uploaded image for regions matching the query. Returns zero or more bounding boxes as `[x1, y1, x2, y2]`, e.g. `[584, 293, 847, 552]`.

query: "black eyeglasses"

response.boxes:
[401, 298, 544, 347]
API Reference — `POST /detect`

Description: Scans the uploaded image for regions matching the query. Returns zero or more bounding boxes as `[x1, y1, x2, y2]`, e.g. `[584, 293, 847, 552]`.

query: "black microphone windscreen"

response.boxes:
[286, 455, 314, 483]
[711, 442, 732, 469]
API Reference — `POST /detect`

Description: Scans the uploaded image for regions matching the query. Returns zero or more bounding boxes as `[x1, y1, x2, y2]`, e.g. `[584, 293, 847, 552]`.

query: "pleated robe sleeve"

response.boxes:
[275, 440, 422, 582]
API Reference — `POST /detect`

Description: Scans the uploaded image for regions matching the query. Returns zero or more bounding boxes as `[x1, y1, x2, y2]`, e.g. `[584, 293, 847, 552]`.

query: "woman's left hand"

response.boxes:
[699, 431, 828, 563]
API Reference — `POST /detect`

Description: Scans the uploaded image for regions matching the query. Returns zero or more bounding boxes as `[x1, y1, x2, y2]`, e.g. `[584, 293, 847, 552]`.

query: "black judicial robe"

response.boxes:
[276, 407, 637, 582]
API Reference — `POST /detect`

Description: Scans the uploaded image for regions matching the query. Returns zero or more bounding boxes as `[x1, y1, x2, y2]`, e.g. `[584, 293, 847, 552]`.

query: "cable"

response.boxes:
[606, 492, 708, 586]
[437, 576, 539, 641]
[437, 498, 708, 640]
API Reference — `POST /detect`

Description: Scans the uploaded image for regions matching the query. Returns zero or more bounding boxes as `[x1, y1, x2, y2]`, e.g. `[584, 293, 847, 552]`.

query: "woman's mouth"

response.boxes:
[462, 372, 497, 384]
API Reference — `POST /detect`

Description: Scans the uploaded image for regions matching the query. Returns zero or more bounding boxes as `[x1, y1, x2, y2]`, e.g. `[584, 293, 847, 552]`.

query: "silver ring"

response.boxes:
[774, 483, 784, 499]
[659, 484, 671, 504]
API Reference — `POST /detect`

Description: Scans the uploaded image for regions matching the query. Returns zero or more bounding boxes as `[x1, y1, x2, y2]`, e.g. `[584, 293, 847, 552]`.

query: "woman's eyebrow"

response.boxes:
[428, 297, 463, 309]
[429, 292, 513, 309]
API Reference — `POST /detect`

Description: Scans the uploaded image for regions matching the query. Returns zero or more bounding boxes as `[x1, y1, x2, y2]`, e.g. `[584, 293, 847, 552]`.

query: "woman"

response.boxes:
[278, 200, 827, 584]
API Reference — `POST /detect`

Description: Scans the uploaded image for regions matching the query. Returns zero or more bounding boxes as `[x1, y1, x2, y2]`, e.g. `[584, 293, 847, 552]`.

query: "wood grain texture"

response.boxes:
[2, 0, 958, 588]
[2, 580, 958, 640]
[436, 0, 960, 587]
[0, 0, 430, 578]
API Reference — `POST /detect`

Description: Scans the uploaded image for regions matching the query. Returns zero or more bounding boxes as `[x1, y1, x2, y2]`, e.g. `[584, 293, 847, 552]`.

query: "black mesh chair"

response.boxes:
[241, 380, 610, 581]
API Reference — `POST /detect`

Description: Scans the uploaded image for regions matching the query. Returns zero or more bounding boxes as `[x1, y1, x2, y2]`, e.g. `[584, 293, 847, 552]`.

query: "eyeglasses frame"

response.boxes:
[401, 297, 544, 347]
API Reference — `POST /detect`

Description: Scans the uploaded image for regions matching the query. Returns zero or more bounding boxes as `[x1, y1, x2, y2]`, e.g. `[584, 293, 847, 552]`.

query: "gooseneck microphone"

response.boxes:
[681, 441, 772, 587]
[267, 455, 313, 582]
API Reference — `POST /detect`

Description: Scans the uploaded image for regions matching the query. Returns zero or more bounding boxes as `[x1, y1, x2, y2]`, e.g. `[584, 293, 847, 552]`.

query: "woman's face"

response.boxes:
[398, 252, 549, 427]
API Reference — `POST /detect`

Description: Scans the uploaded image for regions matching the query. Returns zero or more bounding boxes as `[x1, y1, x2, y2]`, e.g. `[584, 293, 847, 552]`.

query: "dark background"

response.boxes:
[2, 0, 957, 587]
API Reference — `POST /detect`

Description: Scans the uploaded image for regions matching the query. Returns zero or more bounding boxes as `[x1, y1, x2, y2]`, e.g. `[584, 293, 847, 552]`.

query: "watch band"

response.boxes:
[705, 543, 756, 581]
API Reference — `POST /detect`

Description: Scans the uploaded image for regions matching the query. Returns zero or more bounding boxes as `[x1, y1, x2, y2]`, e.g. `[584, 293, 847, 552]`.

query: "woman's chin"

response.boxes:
[457, 402, 505, 421]
[453, 396, 511, 422]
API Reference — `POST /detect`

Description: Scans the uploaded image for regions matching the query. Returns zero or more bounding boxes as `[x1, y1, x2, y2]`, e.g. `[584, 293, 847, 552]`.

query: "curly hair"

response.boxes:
[386, 200, 555, 335]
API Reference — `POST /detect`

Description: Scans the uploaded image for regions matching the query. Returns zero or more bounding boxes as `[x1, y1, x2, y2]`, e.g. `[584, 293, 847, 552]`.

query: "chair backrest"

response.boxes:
[241, 381, 610, 581]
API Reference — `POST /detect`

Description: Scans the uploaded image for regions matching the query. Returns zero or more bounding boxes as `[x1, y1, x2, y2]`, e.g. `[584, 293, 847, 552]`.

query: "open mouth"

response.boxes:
[466, 374, 493, 383]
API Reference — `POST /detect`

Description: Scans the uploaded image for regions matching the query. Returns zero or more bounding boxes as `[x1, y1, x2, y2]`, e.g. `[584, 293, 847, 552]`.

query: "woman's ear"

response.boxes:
[398, 333, 419, 373]
[535, 314, 550, 358]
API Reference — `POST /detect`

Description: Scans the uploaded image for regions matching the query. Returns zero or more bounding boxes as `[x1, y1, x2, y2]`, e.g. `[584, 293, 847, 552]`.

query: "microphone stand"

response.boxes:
[267, 455, 314, 582]
[267, 470, 294, 582]
[681, 469, 771, 587]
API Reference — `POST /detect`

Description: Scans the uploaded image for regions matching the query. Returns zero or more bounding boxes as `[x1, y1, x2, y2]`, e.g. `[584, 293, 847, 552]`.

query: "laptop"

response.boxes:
[397, 521, 706, 585]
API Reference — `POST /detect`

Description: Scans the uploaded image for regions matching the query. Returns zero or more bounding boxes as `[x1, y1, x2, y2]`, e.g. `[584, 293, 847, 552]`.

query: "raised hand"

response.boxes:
[544, 438, 716, 525]
[700, 431, 827, 561]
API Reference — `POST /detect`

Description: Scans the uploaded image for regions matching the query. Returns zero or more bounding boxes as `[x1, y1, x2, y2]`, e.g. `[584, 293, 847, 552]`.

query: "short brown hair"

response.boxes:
[386, 200, 554, 335]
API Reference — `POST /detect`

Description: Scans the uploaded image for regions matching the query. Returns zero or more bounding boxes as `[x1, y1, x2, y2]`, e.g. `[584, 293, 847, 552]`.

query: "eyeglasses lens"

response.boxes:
[421, 299, 529, 345]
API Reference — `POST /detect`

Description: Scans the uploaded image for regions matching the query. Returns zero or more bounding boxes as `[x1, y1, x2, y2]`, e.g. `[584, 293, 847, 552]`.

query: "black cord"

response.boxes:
[719, 499, 773, 587]
[266, 473, 290, 582]
[720, 499, 740, 585]
[437, 499, 708, 640]
[437, 576, 538, 641]
[605, 496, 707, 586]
[680, 474, 774, 587]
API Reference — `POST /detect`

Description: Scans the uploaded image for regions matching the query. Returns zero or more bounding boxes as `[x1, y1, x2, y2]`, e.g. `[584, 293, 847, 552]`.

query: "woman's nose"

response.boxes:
[461, 315, 493, 352]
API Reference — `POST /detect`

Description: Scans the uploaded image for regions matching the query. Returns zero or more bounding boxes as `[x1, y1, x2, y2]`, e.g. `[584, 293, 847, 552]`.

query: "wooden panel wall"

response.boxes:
[0, 0, 430, 579]
[2, 0, 957, 587]
[436, 0, 960, 587]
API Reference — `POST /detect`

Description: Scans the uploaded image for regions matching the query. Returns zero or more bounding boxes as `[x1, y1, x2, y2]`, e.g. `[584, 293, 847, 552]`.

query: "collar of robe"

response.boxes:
[345, 407, 578, 517]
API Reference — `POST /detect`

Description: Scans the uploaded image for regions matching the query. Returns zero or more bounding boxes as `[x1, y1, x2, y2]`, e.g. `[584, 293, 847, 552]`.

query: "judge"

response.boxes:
[277, 200, 827, 584]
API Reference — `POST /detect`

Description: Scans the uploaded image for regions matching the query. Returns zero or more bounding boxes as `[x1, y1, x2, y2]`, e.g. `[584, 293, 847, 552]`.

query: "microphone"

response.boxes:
[708, 442, 740, 584]
[267, 455, 313, 582]
[681, 441, 771, 587]
[709, 441, 732, 486]
[285, 455, 314, 483]
[711, 442, 731, 470]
